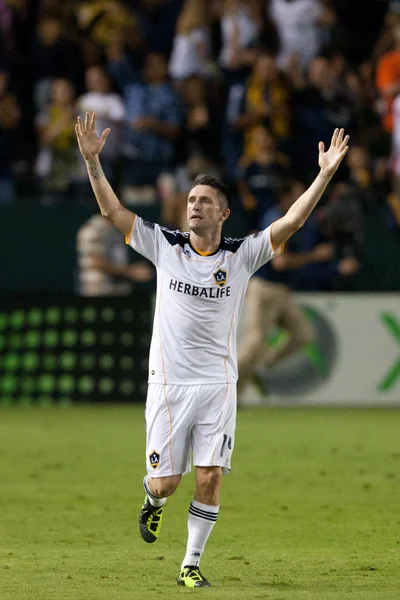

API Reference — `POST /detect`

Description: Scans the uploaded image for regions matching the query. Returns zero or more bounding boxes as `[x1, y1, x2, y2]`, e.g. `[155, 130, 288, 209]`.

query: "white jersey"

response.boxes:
[126, 217, 280, 385]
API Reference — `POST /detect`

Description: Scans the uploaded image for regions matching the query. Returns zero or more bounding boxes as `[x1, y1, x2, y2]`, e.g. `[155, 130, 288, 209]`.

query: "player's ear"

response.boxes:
[221, 208, 230, 222]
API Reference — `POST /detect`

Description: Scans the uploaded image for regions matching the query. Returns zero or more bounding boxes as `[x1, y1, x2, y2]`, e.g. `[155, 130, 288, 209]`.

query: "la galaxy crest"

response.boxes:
[213, 268, 228, 288]
[149, 450, 160, 470]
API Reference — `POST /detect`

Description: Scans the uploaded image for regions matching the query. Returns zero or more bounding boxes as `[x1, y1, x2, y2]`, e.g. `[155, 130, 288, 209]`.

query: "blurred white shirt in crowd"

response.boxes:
[169, 28, 211, 79]
[77, 92, 124, 161]
[269, 0, 324, 70]
[219, 4, 260, 69]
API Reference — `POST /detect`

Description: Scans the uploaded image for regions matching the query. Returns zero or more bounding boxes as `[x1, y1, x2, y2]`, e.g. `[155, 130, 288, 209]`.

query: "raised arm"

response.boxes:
[75, 111, 135, 237]
[270, 128, 350, 250]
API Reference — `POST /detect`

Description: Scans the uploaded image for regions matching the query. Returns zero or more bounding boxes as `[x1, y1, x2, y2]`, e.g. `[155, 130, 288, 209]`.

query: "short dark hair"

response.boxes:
[192, 174, 232, 211]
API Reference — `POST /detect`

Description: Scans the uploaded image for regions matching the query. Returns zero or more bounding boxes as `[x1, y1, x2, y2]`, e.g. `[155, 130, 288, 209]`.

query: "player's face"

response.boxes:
[187, 185, 229, 233]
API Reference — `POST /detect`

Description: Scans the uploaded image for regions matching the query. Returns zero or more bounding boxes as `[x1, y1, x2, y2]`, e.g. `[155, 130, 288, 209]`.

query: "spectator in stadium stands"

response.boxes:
[236, 125, 290, 230]
[293, 54, 355, 182]
[77, 66, 124, 184]
[35, 78, 81, 204]
[75, 0, 143, 51]
[76, 214, 154, 296]
[224, 49, 291, 178]
[134, 0, 183, 56]
[313, 183, 362, 285]
[261, 179, 358, 291]
[218, 0, 262, 87]
[32, 13, 84, 111]
[376, 22, 400, 135]
[0, 68, 21, 204]
[268, 0, 336, 70]
[374, 2, 400, 60]
[346, 145, 390, 206]
[337, 145, 395, 232]
[169, 0, 213, 81]
[121, 52, 181, 193]
[344, 64, 387, 154]
[178, 75, 222, 163]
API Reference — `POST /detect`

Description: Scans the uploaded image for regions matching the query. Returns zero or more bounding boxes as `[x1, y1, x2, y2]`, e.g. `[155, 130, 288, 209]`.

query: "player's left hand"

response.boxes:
[318, 128, 350, 179]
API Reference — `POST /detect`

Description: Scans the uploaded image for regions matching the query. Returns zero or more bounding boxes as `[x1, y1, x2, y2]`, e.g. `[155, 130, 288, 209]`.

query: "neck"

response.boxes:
[189, 229, 222, 254]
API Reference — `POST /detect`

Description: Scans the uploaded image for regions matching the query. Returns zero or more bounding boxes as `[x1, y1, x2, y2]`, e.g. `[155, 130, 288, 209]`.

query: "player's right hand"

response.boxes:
[75, 112, 110, 161]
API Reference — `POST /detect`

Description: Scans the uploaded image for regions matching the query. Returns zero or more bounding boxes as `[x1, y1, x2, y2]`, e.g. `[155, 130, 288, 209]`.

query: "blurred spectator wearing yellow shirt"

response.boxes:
[224, 50, 291, 178]
[35, 78, 81, 204]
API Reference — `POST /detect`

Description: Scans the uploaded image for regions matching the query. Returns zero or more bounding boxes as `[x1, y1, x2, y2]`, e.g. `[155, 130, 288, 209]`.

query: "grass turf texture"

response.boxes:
[1, 406, 400, 600]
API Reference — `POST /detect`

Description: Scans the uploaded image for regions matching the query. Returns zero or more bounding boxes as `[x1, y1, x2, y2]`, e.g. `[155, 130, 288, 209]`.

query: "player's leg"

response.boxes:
[177, 384, 236, 588]
[139, 474, 182, 543]
[237, 277, 267, 393]
[177, 466, 222, 588]
[262, 290, 314, 367]
[238, 278, 282, 395]
[139, 384, 193, 543]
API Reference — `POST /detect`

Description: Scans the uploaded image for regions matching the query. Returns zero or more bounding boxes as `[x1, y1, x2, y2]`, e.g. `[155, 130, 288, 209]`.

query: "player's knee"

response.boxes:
[196, 467, 222, 495]
[150, 474, 181, 498]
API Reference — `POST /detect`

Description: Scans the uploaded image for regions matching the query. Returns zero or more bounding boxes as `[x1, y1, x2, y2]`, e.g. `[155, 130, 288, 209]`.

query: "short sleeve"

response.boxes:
[237, 226, 284, 275]
[125, 216, 165, 266]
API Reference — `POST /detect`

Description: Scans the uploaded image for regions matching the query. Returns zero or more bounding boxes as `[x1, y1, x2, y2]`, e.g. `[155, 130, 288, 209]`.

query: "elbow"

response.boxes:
[101, 209, 116, 221]
[288, 214, 305, 233]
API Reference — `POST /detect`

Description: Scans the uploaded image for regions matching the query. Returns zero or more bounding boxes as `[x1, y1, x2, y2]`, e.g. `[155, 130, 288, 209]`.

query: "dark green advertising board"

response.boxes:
[0, 295, 153, 405]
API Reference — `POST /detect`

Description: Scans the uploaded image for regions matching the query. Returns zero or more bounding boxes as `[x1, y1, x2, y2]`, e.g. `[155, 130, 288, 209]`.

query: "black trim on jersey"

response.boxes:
[143, 220, 155, 229]
[220, 236, 246, 253]
[159, 226, 246, 255]
[160, 227, 189, 249]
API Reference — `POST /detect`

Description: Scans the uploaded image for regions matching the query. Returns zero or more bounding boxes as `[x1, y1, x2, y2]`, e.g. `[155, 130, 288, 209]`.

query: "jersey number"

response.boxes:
[220, 434, 232, 457]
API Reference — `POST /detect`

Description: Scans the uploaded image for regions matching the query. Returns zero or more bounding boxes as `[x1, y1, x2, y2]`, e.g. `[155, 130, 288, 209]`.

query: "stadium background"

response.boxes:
[1, 0, 400, 405]
[2, 2, 400, 599]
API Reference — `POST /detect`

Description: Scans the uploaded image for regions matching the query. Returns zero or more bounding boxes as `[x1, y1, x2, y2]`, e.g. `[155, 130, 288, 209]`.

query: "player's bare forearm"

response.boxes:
[85, 156, 135, 237]
[76, 112, 135, 238]
[271, 128, 349, 249]
[271, 171, 331, 245]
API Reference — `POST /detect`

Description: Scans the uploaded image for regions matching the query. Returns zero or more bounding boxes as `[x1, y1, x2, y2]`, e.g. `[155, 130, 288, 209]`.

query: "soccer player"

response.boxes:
[75, 112, 349, 588]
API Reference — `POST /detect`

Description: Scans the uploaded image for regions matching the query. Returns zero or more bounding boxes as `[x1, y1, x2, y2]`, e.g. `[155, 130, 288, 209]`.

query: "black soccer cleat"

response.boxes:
[138, 495, 165, 543]
[177, 565, 211, 588]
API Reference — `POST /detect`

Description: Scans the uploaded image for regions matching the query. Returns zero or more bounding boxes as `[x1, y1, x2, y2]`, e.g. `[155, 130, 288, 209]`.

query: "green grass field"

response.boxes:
[1, 405, 400, 600]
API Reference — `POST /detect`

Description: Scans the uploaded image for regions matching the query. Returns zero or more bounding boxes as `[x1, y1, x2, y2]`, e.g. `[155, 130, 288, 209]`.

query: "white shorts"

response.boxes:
[145, 383, 237, 477]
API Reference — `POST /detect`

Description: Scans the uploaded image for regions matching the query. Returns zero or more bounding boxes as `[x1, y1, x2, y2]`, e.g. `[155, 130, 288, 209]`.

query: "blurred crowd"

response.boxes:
[1, 0, 400, 294]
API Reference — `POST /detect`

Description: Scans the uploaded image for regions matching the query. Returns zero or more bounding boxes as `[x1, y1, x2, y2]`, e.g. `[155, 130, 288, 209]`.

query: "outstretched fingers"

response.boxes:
[340, 145, 350, 159]
[78, 117, 84, 135]
[84, 112, 90, 131]
[100, 128, 111, 143]
[90, 112, 96, 131]
[340, 134, 350, 152]
[331, 128, 339, 147]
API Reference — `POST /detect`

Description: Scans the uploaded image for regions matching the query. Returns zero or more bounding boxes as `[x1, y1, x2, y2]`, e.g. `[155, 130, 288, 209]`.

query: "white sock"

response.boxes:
[143, 475, 166, 508]
[180, 500, 219, 570]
